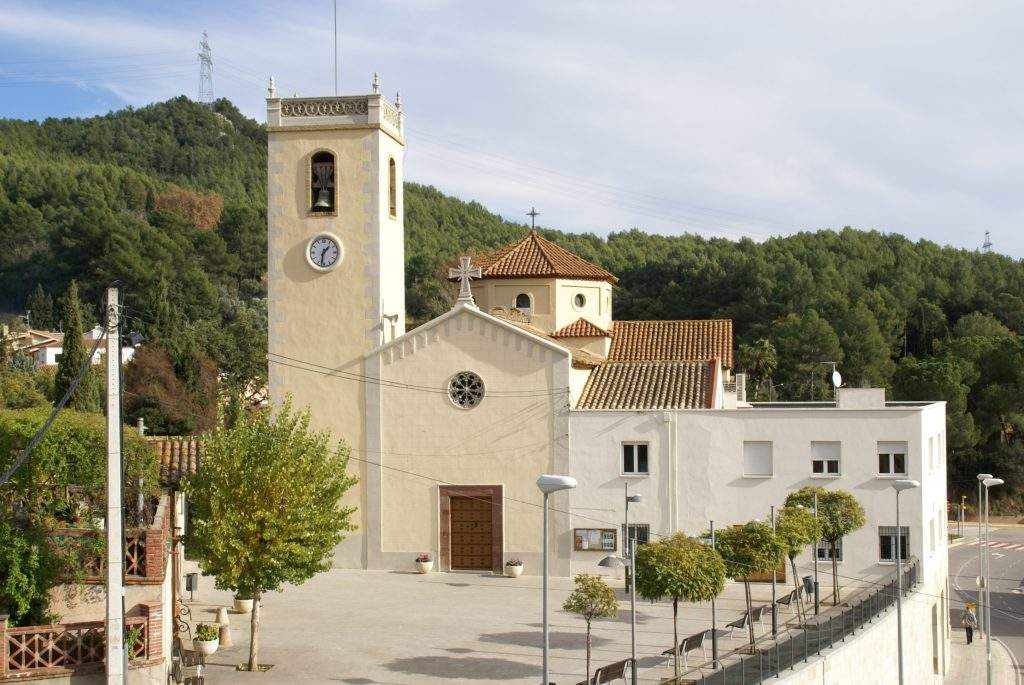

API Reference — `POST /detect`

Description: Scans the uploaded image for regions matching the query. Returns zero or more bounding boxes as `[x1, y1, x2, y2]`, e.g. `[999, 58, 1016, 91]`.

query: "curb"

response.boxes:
[993, 637, 1022, 685]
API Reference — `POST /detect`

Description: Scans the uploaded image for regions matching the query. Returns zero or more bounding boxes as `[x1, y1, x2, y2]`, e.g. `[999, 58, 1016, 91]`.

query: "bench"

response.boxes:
[727, 605, 768, 637]
[776, 589, 798, 615]
[171, 636, 206, 684]
[661, 629, 719, 669]
[575, 657, 633, 684]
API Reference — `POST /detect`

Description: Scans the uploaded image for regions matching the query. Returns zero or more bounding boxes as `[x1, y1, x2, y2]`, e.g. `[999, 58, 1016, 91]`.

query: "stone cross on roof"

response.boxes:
[449, 256, 482, 307]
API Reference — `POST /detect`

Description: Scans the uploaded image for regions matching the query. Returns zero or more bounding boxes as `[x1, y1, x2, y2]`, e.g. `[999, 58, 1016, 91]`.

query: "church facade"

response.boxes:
[266, 84, 949, 663]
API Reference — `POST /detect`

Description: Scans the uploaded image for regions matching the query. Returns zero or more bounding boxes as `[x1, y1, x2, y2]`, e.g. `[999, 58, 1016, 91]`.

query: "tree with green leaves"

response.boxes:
[715, 521, 787, 646]
[775, 506, 823, 621]
[184, 400, 358, 672]
[25, 284, 54, 331]
[737, 338, 778, 400]
[784, 487, 865, 605]
[562, 574, 619, 682]
[770, 310, 843, 400]
[52, 281, 101, 413]
[634, 533, 726, 677]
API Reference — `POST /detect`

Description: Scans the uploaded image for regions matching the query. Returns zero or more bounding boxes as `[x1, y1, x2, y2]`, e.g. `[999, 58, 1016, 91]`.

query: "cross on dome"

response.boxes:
[448, 256, 482, 307]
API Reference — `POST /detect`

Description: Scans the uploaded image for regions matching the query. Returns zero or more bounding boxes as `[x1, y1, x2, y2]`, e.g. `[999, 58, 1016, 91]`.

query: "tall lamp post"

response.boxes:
[892, 479, 919, 685]
[976, 473, 992, 640]
[983, 477, 1004, 685]
[537, 474, 577, 685]
[600, 486, 642, 685]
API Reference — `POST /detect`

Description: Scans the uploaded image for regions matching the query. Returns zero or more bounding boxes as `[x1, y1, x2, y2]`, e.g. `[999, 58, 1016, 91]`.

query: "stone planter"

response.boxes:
[233, 596, 254, 613]
[193, 638, 219, 656]
[505, 563, 524, 578]
[415, 559, 434, 574]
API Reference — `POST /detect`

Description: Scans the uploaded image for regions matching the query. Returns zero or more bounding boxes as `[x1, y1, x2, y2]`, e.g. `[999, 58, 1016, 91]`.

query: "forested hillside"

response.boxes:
[2, 96, 1024, 509]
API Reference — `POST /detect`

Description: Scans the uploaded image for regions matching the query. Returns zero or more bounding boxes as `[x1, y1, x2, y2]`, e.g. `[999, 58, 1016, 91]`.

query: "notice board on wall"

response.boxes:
[574, 528, 617, 552]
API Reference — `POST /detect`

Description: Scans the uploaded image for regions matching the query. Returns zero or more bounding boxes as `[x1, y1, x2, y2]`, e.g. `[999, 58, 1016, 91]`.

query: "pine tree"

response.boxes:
[53, 281, 101, 412]
[25, 284, 54, 331]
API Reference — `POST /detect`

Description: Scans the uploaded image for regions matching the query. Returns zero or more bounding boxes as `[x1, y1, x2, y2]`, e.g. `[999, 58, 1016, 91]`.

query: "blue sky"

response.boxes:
[2, 1, 1023, 256]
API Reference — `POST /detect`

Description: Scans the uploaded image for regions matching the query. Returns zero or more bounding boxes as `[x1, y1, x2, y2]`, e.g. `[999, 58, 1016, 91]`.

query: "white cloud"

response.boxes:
[1, 0, 1022, 255]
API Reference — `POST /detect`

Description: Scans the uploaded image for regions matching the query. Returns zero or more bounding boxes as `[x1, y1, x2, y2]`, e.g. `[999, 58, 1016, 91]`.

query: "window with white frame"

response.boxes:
[878, 441, 908, 476]
[930, 517, 936, 554]
[815, 538, 843, 562]
[743, 441, 773, 477]
[928, 436, 935, 473]
[879, 526, 910, 562]
[622, 443, 649, 475]
[811, 442, 841, 476]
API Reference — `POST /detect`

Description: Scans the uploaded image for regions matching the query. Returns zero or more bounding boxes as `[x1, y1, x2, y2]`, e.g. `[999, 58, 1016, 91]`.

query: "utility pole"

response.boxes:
[105, 287, 125, 684]
[198, 31, 214, 106]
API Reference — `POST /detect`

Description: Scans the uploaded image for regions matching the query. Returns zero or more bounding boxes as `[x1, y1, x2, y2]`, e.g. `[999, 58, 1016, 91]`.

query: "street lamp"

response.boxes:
[892, 479, 919, 685]
[976, 473, 993, 641]
[982, 476, 1004, 685]
[599, 486, 642, 685]
[537, 474, 577, 685]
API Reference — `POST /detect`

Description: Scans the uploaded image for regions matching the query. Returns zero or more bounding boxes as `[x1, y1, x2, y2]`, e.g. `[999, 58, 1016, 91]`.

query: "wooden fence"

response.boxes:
[0, 606, 162, 678]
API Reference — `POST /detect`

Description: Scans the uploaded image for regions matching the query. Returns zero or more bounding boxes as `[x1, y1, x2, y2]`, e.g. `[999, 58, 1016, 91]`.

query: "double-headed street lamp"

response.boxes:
[891, 478, 919, 685]
[599, 485, 642, 685]
[537, 474, 577, 685]
[982, 476, 1003, 685]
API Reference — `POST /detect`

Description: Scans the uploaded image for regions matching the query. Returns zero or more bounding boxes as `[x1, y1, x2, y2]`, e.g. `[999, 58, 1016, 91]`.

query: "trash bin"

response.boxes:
[802, 575, 814, 595]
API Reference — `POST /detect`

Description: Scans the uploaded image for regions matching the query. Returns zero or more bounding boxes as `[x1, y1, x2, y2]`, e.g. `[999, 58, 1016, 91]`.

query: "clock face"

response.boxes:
[307, 234, 342, 271]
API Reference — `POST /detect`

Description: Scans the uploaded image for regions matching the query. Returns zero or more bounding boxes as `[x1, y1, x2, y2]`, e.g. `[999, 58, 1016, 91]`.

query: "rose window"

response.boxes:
[448, 371, 485, 409]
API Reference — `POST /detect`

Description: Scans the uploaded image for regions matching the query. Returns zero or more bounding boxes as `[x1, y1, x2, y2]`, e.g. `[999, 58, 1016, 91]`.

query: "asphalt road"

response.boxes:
[949, 524, 1024, 674]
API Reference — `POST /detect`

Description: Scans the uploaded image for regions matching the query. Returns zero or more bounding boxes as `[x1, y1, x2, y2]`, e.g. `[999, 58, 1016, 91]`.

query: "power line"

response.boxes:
[0, 302, 109, 486]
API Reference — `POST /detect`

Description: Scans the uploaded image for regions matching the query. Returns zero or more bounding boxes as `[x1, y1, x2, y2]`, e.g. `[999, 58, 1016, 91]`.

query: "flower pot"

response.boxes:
[233, 597, 254, 613]
[193, 638, 219, 656]
[415, 560, 433, 574]
[505, 564, 524, 578]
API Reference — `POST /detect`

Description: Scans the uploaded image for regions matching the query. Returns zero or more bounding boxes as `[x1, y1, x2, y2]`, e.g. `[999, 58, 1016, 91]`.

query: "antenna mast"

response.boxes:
[198, 31, 214, 106]
[982, 230, 992, 253]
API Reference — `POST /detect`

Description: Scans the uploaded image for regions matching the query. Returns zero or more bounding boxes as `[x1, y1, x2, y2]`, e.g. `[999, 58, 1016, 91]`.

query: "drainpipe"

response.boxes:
[665, 411, 677, 532]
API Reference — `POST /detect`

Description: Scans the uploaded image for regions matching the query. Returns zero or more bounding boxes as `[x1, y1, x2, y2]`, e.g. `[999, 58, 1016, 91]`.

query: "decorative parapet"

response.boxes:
[267, 93, 403, 140]
[0, 612, 159, 679]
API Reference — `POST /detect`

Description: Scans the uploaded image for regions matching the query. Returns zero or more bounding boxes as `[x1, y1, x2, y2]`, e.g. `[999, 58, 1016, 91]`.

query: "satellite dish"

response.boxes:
[831, 370, 842, 388]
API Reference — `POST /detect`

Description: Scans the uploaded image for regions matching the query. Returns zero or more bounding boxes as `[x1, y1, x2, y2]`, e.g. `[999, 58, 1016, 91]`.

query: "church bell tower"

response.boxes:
[266, 77, 405, 564]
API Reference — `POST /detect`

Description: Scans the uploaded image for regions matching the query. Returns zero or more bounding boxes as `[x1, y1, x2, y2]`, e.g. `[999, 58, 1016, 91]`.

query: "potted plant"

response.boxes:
[193, 623, 220, 656]
[233, 593, 254, 613]
[505, 558, 525, 578]
[415, 553, 433, 573]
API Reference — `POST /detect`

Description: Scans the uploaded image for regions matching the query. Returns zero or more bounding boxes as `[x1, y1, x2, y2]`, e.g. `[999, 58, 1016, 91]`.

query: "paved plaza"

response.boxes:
[183, 564, 835, 684]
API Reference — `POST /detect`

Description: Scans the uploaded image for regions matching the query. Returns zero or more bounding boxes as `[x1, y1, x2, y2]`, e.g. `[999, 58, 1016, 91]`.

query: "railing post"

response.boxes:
[0, 614, 8, 677]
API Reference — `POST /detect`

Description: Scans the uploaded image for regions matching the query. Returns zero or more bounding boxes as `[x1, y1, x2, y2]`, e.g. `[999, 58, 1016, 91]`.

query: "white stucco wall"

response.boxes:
[568, 396, 948, 589]
[777, 591, 944, 684]
[363, 305, 573, 574]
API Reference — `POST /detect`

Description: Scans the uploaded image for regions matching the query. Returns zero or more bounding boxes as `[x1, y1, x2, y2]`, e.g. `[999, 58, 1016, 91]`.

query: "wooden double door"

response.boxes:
[440, 485, 503, 573]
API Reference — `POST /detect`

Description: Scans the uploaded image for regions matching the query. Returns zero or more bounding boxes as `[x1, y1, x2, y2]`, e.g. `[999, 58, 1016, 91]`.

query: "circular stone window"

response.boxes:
[573, 293, 587, 309]
[448, 371, 485, 409]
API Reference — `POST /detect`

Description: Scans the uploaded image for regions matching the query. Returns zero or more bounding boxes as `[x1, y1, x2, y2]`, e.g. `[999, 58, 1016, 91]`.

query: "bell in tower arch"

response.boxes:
[310, 152, 335, 211]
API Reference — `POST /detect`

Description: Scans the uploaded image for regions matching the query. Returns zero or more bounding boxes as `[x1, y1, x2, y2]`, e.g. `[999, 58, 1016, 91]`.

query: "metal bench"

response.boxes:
[727, 605, 768, 637]
[661, 629, 714, 669]
[171, 636, 206, 684]
[575, 657, 633, 684]
[776, 589, 798, 615]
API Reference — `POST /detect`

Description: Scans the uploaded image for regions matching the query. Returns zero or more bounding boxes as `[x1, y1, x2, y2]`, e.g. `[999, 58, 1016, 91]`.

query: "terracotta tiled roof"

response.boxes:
[489, 309, 604, 369]
[552, 318, 610, 338]
[609, 320, 733, 368]
[467, 232, 618, 283]
[150, 438, 203, 488]
[577, 360, 714, 410]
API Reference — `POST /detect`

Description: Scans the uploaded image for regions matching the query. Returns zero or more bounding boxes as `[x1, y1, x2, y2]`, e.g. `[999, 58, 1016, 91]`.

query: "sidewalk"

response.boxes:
[946, 627, 1019, 684]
